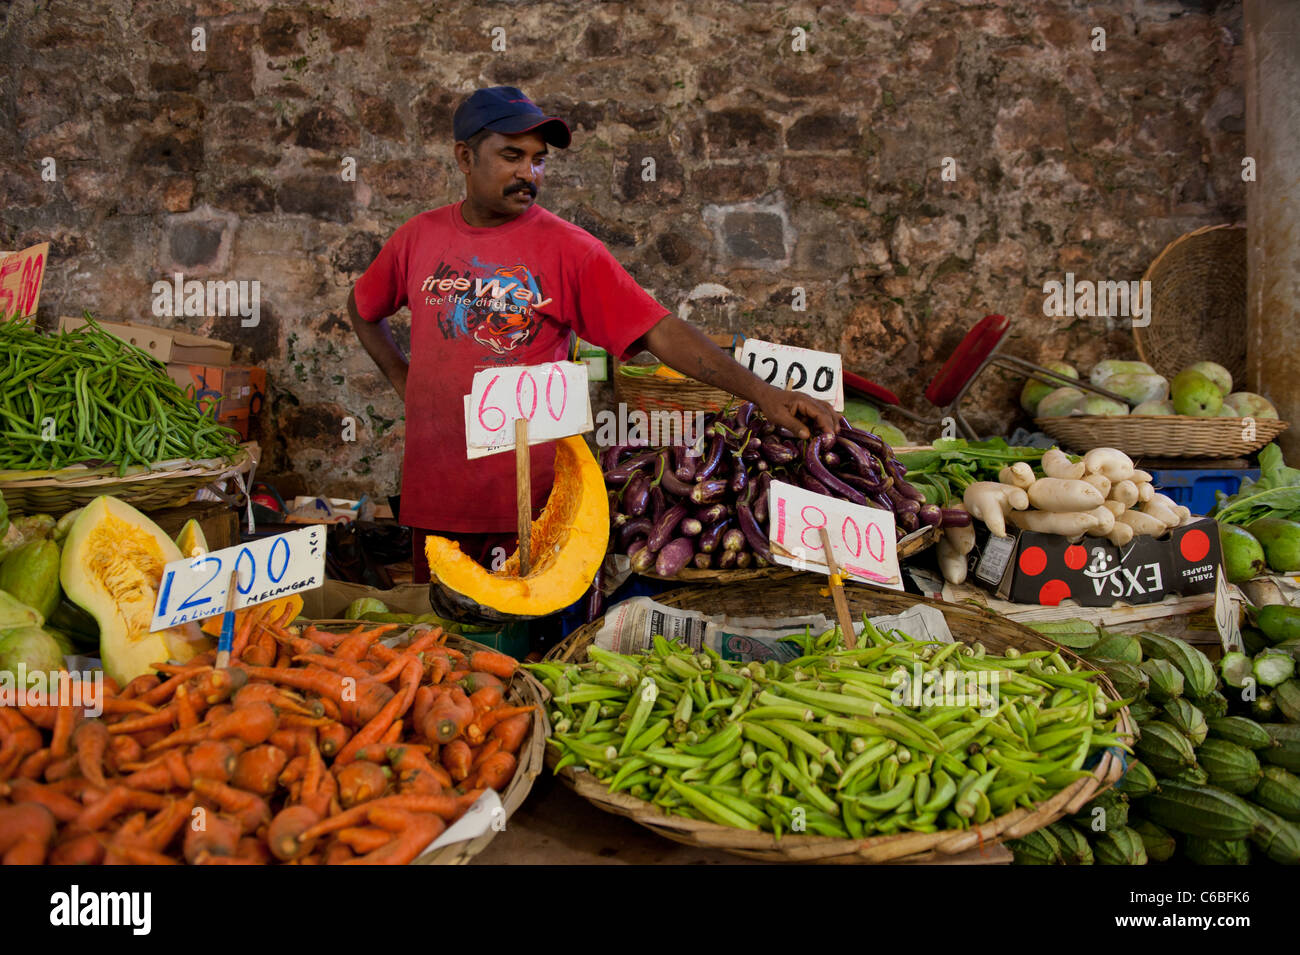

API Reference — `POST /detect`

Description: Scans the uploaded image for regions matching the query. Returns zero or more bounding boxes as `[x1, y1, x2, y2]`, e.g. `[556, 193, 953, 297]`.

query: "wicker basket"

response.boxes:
[0, 444, 257, 516]
[613, 362, 734, 416]
[1035, 415, 1288, 459]
[543, 578, 1132, 864]
[1134, 223, 1247, 385]
[308, 621, 549, 865]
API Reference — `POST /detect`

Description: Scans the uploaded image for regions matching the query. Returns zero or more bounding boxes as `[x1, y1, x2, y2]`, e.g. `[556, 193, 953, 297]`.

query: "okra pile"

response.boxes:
[528, 622, 1128, 839]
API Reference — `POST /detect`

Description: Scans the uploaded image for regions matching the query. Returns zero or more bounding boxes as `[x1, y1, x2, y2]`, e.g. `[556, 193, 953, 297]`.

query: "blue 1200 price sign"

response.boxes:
[150, 526, 326, 632]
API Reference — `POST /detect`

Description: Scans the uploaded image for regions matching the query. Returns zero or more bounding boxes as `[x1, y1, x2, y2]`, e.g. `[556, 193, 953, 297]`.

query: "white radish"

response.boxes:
[1007, 509, 1100, 537]
[1042, 448, 1085, 481]
[936, 537, 968, 585]
[1132, 469, 1153, 484]
[1137, 481, 1154, 503]
[1027, 477, 1104, 513]
[1116, 509, 1168, 537]
[943, 508, 976, 556]
[1141, 498, 1180, 528]
[1103, 499, 1126, 517]
[1083, 447, 1135, 482]
[1106, 521, 1135, 547]
[1150, 492, 1180, 512]
[962, 482, 1028, 538]
[997, 462, 1035, 490]
[1109, 480, 1139, 508]
[1081, 472, 1111, 498]
[1085, 505, 1115, 536]
[1175, 505, 1191, 521]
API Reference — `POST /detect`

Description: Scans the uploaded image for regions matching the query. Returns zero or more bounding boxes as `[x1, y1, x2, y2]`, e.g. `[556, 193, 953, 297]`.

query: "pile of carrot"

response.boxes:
[0, 616, 533, 865]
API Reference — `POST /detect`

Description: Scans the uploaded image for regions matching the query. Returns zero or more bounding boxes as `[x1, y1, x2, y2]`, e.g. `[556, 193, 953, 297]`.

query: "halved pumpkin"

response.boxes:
[61, 496, 212, 685]
[424, 435, 609, 619]
[175, 518, 209, 558]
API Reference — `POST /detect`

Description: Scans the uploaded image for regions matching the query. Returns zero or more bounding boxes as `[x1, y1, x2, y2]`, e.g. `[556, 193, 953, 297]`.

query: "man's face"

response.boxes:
[456, 130, 548, 218]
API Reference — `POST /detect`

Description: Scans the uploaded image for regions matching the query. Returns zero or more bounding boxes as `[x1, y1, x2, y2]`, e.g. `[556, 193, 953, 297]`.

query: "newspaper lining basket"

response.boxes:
[542, 578, 1132, 864]
[309, 621, 549, 865]
[1035, 415, 1288, 459]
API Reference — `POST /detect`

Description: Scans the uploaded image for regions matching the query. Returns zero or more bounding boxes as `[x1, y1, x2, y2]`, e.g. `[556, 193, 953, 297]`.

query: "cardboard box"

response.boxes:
[971, 518, 1222, 608]
[59, 316, 233, 366]
[169, 365, 266, 419]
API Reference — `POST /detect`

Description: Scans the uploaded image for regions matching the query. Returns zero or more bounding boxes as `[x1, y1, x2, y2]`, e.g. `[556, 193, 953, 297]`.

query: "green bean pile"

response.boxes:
[0, 315, 242, 475]
[528, 622, 1130, 839]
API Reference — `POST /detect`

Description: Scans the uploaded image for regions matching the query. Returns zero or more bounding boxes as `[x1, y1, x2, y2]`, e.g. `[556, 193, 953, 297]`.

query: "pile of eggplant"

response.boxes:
[603, 401, 971, 577]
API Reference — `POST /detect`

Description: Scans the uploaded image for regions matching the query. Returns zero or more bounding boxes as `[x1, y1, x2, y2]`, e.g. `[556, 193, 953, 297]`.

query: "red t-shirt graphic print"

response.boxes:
[354, 201, 668, 533]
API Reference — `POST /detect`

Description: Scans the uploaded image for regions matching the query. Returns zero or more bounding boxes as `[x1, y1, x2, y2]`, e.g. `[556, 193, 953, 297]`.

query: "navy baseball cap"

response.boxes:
[452, 86, 572, 148]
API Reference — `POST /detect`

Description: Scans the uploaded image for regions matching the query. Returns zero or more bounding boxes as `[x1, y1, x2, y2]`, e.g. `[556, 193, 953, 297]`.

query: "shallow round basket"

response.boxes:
[613, 363, 734, 416]
[1036, 415, 1288, 458]
[1134, 223, 1246, 385]
[0, 444, 256, 516]
[308, 622, 549, 865]
[542, 578, 1132, 864]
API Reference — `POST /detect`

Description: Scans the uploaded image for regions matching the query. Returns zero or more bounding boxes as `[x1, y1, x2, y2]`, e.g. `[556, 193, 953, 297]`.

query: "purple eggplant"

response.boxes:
[800, 472, 830, 496]
[804, 434, 869, 506]
[754, 459, 769, 472]
[730, 455, 748, 496]
[618, 517, 653, 546]
[736, 401, 755, 431]
[696, 435, 726, 480]
[835, 435, 876, 477]
[839, 473, 884, 494]
[631, 547, 657, 573]
[672, 444, 697, 482]
[717, 549, 738, 570]
[822, 451, 841, 470]
[695, 503, 729, 525]
[870, 491, 894, 513]
[886, 485, 921, 514]
[734, 550, 752, 569]
[658, 466, 695, 499]
[736, 501, 773, 562]
[699, 518, 732, 554]
[648, 503, 688, 552]
[760, 436, 798, 465]
[940, 508, 972, 527]
[601, 443, 632, 471]
[693, 552, 713, 570]
[759, 420, 776, 437]
[648, 485, 666, 522]
[753, 472, 772, 524]
[899, 511, 919, 533]
[680, 517, 703, 536]
[691, 478, 729, 505]
[722, 528, 746, 553]
[655, 537, 695, 577]
[624, 472, 651, 515]
[627, 538, 648, 558]
[604, 450, 659, 483]
[917, 503, 943, 528]
[837, 422, 890, 458]
[894, 480, 925, 503]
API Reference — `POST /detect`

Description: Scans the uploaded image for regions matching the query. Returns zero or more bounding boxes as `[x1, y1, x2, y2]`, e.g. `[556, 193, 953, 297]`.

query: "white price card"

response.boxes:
[464, 361, 592, 458]
[766, 480, 902, 589]
[150, 527, 326, 631]
[734, 338, 844, 411]
[1214, 566, 1243, 653]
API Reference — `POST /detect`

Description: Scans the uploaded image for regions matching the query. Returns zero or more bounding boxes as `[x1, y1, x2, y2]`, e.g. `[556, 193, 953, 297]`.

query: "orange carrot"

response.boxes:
[109, 734, 143, 771]
[468, 650, 518, 680]
[232, 744, 290, 796]
[121, 674, 161, 699]
[229, 610, 258, 660]
[336, 760, 390, 808]
[266, 804, 321, 861]
[174, 682, 200, 731]
[139, 665, 211, 706]
[278, 754, 307, 788]
[50, 701, 78, 758]
[237, 835, 273, 865]
[470, 738, 502, 771]
[192, 778, 271, 834]
[70, 786, 168, 832]
[338, 807, 444, 865]
[423, 687, 475, 744]
[335, 826, 392, 854]
[147, 699, 279, 753]
[441, 739, 473, 782]
[471, 751, 518, 791]
[333, 655, 421, 765]
[107, 708, 178, 736]
[43, 754, 80, 783]
[324, 840, 355, 865]
[491, 712, 531, 755]
[49, 831, 105, 865]
[183, 811, 241, 864]
[469, 685, 506, 714]
[0, 803, 56, 865]
[381, 719, 403, 744]
[317, 720, 350, 758]
[18, 747, 55, 780]
[460, 670, 505, 694]
[299, 789, 483, 841]
[465, 705, 535, 745]
[243, 629, 277, 667]
[0, 708, 44, 780]
[186, 740, 237, 783]
[9, 778, 84, 822]
[333, 624, 398, 662]
[237, 665, 394, 725]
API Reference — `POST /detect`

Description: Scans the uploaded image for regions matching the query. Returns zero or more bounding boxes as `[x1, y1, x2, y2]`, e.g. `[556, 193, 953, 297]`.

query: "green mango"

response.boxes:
[1171, 369, 1222, 417]
[1220, 525, 1267, 583]
[1020, 361, 1079, 415]
[1257, 604, 1300, 646]
[1247, 517, 1300, 572]
[0, 539, 62, 620]
[1184, 361, 1232, 397]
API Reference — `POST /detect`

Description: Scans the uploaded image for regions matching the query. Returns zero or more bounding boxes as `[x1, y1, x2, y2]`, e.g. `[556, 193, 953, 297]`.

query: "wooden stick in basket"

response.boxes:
[818, 527, 857, 650]
[515, 417, 531, 576]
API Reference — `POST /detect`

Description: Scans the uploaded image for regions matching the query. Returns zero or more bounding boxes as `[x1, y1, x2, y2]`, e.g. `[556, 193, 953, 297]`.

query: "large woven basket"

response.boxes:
[309, 621, 549, 865]
[0, 444, 257, 516]
[613, 362, 734, 416]
[543, 578, 1132, 864]
[1134, 223, 1247, 385]
[1036, 415, 1288, 459]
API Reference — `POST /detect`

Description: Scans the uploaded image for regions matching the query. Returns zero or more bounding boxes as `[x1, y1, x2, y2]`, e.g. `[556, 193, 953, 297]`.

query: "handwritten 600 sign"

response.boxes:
[465, 361, 591, 455]
[766, 480, 902, 590]
[150, 527, 325, 631]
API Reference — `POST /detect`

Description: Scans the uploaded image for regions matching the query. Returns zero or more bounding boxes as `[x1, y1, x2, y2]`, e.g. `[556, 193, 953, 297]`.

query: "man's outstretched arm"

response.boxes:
[349, 286, 410, 402]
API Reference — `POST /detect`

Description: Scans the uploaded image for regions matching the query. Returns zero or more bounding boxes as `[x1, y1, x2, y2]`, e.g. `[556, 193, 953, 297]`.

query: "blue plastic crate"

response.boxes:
[1148, 467, 1260, 517]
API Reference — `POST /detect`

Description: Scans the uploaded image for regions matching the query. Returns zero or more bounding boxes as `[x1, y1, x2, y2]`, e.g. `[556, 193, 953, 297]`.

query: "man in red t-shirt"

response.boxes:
[349, 86, 835, 581]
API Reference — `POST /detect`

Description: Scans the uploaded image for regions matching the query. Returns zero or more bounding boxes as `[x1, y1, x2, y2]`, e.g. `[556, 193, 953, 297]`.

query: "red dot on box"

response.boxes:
[1063, 544, 1087, 570]
[1019, 546, 1047, 576]
[1180, 528, 1210, 563]
[1039, 579, 1071, 605]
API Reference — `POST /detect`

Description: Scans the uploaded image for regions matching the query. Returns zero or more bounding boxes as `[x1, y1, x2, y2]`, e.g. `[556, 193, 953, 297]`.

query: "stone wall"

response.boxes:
[1, 0, 1245, 499]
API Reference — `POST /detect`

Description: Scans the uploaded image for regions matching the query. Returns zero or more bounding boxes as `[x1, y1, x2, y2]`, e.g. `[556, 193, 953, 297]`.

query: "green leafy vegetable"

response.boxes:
[1211, 444, 1300, 526]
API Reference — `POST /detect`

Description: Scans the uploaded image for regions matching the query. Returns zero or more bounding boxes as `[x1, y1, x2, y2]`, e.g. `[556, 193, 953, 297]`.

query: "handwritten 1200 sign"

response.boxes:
[464, 361, 592, 456]
[766, 480, 902, 590]
[150, 526, 325, 631]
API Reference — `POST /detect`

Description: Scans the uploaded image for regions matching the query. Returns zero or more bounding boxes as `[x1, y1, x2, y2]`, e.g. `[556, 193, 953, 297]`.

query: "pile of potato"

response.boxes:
[936, 447, 1194, 586]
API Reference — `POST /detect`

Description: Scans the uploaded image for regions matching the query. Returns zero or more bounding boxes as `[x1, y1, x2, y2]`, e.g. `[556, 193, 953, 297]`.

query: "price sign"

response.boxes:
[734, 339, 844, 411]
[0, 243, 48, 321]
[1214, 566, 1243, 653]
[150, 527, 325, 631]
[464, 361, 592, 458]
[766, 480, 902, 589]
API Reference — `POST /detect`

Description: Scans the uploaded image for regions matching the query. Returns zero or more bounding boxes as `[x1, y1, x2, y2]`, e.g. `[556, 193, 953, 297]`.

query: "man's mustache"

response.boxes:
[504, 181, 537, 198]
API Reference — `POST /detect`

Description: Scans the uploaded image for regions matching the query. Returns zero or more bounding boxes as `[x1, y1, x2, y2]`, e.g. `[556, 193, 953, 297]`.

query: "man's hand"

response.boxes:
[755, 383, 838, 440]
